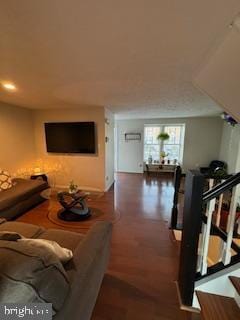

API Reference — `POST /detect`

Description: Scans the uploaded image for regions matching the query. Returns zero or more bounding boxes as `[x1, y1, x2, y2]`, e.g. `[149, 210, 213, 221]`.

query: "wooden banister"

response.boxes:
[203, 172, 240, 202]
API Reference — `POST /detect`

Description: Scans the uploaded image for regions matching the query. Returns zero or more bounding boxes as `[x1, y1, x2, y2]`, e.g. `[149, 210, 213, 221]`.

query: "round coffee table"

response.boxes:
[57, 191, 91, 221]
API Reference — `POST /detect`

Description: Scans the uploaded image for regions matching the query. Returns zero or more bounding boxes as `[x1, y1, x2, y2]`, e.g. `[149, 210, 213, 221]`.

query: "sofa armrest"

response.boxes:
[55, 221, 112, 320]
[70, 221, 112, 268]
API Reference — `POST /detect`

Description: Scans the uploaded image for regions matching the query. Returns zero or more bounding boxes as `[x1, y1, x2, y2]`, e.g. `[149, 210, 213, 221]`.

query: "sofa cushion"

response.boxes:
[0, 169, 13, 191]
[40, 229, 85, 252]
[0, 221, 45, 238]
[0, 240, 70, 313]
[0, 178, 48, 211]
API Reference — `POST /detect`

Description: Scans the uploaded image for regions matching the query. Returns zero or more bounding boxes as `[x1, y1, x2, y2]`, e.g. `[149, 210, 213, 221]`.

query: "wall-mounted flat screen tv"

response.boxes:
[44, 122, 96, 154]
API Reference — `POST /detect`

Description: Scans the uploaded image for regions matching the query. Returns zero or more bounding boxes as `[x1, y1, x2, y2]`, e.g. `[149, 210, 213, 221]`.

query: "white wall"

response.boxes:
[0, 102, 36, 174]
[116, 119, 145, 173]
[219, 122, 240, 173]
[33, 107, 106, 191]
[194, 25, 240, 123]
[116, 117, 223, 173]
[0, 103, 113, 191]
[105, 108, 114, 191]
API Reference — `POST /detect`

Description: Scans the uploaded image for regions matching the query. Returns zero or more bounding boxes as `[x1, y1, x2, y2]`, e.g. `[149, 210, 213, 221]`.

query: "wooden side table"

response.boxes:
[145, 162, 177, 175]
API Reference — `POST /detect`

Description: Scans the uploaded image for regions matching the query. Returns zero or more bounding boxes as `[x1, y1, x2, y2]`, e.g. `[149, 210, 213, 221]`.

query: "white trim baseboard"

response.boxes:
[105, 179, 114, 192]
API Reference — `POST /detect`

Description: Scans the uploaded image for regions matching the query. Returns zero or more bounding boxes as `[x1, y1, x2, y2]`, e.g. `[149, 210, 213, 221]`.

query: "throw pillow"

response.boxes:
[0, 231, 73, 264]
[0, 169, 13, 191]
[0, 240, 70, 313]
[18, 238, 73, 264]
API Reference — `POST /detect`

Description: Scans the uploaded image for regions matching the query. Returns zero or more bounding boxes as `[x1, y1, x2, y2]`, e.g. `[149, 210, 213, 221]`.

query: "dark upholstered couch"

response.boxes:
[0, 178, 49, 220]
[0, 219, 112, 320]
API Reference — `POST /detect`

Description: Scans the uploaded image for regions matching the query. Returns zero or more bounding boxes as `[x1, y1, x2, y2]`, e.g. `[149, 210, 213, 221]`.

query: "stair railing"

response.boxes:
[177, 170, 240, 306]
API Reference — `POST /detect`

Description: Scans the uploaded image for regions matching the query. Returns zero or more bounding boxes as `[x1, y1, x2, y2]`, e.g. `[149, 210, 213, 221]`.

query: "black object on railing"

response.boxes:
[203, 172, 240, 203]
[178, 170, 205, 306]
[170, 165, 182, 229]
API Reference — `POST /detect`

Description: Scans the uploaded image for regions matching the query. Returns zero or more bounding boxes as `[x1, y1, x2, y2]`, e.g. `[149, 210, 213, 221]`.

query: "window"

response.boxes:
[144, 124, 185, 162]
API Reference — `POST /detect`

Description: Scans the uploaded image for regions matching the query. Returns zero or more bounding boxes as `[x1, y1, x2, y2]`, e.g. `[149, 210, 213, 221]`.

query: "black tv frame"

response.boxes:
[44, 122, 96, 154]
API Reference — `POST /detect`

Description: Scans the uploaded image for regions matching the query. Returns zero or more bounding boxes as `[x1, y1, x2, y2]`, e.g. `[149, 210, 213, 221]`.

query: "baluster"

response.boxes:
[200, 198, 216, 274]
[197, 229, 203, 272]
[215, 184, 225, 263]
[222, 184, 240, 265]
[216, 183, 224, 227]
[199, 179, 215, 275]
[208, 178, 214, 191]
[216, 193, 223, 227]
[237, 217, 240, 236]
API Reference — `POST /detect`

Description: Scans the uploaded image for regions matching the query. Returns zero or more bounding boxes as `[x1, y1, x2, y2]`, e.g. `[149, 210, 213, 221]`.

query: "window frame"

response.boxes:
[143, 124, 185, 163]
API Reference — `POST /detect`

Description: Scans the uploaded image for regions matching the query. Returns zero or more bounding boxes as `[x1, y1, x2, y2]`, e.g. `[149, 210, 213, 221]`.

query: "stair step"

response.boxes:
[196, 291, 240, 320]
[229, 276, 240, 295]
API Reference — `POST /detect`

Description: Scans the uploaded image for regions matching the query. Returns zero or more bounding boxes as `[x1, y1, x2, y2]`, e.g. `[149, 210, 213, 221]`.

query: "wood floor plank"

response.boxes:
[196, 291, 240, 320]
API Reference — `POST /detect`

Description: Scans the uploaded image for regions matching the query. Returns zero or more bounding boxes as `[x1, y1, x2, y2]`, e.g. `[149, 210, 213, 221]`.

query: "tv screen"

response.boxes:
[44, 122, 96, 154]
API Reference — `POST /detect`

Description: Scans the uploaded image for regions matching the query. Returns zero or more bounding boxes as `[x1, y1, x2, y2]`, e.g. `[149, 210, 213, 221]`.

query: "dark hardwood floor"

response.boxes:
[17, 172, 197, 320]
[92, 173, 196, 320]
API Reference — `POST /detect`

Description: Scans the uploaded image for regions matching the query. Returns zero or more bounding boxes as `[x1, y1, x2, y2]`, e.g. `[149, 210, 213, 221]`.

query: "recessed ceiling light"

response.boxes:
[2, 82, 17, 91]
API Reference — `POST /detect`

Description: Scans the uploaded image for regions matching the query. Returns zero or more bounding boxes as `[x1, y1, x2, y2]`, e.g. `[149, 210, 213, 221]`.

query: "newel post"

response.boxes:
[178, 170, 204, 306]
[170, 165, 182, 229]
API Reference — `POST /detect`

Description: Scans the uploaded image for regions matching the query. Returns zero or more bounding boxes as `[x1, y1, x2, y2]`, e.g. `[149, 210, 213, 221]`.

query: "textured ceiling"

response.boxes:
[0, 0, 240, 119]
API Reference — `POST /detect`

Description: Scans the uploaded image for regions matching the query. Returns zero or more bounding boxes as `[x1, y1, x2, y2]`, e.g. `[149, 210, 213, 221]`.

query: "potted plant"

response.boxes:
[157, 133, 170, 164]
[160, 151, 169, 164]
[69, 180, 78, 194]
[157, 132, 170, 141]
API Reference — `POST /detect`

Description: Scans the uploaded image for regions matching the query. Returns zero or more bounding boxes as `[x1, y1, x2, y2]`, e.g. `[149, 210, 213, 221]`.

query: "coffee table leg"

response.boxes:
[71, 199, 89, 215]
